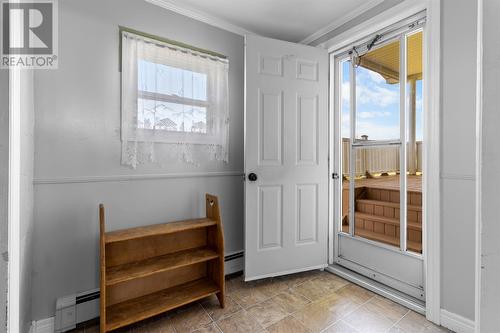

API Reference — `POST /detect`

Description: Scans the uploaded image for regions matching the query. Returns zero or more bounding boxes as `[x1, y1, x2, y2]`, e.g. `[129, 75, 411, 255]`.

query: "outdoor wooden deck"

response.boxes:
[343, 175, 422, 193]
[342, 174, 423, 253]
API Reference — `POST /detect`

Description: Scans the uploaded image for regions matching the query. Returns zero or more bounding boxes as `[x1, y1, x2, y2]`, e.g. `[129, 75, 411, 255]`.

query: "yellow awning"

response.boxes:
[359, 32, 422, 84]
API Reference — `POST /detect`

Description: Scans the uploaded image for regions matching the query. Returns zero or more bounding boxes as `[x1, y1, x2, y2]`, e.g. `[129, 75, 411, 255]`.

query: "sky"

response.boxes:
[341, 60, 423, 141]
[136, 60, 208, 133]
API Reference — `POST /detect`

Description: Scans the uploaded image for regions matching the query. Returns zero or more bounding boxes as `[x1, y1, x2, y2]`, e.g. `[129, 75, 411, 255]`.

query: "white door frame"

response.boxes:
[8, 7, 23, 332]
[324, 0, 441, 324]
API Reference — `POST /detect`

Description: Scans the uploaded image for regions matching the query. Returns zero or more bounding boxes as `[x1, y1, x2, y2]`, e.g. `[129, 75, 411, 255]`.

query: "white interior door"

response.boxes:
[244, 34, 328, 280]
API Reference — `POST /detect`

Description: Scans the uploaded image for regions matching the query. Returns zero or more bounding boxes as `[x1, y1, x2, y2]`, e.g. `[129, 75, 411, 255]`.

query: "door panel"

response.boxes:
[258, 185, 283, 249]
[245, 34, 328, 280]
[259, 90, 283, 165]
[297, 94, 318, 165]
[296, 184, 318, 244]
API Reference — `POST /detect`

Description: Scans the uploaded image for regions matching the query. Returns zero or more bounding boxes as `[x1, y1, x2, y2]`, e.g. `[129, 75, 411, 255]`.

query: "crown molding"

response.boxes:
[144, 0, 253, 36]
[300, 0, 385, 45]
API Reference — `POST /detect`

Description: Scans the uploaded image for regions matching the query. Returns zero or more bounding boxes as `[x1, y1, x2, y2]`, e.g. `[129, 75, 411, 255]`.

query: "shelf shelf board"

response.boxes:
[106, 247, 219, 286]
[106, 278, 219, 331]
[105, 218, 217, 244]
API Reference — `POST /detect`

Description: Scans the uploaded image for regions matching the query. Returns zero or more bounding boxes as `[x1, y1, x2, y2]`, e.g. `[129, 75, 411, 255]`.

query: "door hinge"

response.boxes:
[332, 173, 339, 179]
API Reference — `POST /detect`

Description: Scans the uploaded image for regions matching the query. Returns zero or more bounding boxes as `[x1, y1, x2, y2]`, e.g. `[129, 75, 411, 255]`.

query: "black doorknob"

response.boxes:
[248, 173, 258, 181]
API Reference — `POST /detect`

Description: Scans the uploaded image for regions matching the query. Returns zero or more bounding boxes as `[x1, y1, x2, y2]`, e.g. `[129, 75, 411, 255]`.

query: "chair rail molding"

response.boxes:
[33, 171, 245, 185]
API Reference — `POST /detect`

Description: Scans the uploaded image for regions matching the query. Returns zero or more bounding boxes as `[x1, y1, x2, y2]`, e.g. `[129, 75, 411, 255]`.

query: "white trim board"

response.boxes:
[8, 12, 22, 333]
[30, 317, 54, 333]
[323, 0, 427, 52]
[423, 0, 441, 324]
[440, 309, 475, 333]
[300, 0, 385, 45]
[33, 171, 245, 185]
[144, 0, 252, 36]
[474, 0, 483, 331]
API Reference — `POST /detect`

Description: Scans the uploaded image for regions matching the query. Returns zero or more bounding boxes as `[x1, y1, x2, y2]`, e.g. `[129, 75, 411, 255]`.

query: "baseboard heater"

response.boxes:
[54, 251, 244, 332]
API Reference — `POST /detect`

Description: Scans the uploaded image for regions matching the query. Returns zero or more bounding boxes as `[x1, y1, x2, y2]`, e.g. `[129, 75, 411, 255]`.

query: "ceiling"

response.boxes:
[151, 0, 386, 43]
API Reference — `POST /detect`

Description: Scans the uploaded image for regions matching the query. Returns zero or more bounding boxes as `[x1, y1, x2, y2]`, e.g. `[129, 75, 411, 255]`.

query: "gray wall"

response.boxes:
[32, 0, 244, 321]
[20, 70, 35, 333]
[479, 0, 500, 330]
[0, 68, 9, 333]
[440, 0, 477, 321]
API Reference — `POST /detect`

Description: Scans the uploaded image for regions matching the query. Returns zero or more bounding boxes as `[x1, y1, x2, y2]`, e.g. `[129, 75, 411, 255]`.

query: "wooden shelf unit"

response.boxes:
[99, 194, 225, 332]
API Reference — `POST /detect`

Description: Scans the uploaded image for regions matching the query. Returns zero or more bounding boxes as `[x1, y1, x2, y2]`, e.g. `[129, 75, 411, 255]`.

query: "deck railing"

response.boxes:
[342, 138, 423, 176]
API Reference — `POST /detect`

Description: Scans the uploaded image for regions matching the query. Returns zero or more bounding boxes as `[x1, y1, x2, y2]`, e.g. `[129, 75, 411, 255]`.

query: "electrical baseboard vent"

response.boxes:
[53, 252, 244, 332]
[55, 288, 99, 332]
[225, 251, 244, 275]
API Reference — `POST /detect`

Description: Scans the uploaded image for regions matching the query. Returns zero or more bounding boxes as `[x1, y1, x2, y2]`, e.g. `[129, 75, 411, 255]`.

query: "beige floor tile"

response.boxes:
[113, 322, 144, 333]
[334, 283, 375, 304]
[271, 290, 311, 314]
[74, 272, 442, 333]
[394, 311, 452, 333]
[246, 298, 289, 327]
[343, 303, 396, 333]
[314, 272, 350, 288]
[201, 294, 242, 321]
[136, 314, 175, 333]
[83, 324, 99, 333]
[192, 322, 221, 333]
[216, 310, 264, 333]
[252, 277, 290, 296]
[291, 277, 341, 302]
[230, 284, 270, 309]
[168, 303, 213, 333]
[322, 320, 359, 333]
[266, 316, 311, 333]
[363, 296, 409, 323]
[292, 293, 360, 332]
[225, 275, 246, 295]
[291, 273, 349, 302]
[276, 270, 321, 288]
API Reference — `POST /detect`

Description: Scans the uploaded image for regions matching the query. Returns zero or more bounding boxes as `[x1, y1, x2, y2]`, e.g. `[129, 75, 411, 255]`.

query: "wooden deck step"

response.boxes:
[356, 199, 421, 212]
[105, 218, 217, 244]
[106, 278, 220, 332]
[355, 212, 421, 231]
[354, 228, 422, 253]
[106, 247, 219, 286]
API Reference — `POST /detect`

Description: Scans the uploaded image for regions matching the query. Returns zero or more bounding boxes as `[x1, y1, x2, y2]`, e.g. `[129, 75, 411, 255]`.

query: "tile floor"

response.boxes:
[72, 270, 452, 333]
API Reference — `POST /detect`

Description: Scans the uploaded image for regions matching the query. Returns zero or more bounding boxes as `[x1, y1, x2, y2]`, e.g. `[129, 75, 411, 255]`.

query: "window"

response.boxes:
[337, 25, 425, 253]
[121, 30, 229, 167]
[137, 60, 208, 133]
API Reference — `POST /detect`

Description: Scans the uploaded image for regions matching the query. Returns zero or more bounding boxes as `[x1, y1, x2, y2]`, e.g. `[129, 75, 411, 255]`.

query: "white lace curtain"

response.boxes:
[121, 31, 229, 168]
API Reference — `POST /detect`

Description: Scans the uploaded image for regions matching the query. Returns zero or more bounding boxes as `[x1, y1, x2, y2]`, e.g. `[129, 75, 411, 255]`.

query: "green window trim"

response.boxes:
[118, 26, 227, 71]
